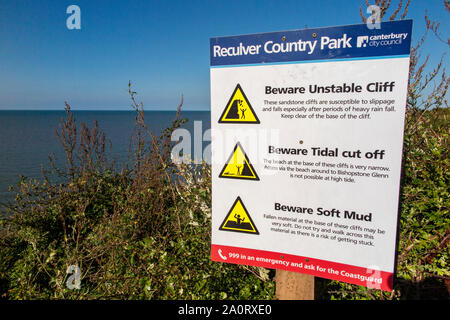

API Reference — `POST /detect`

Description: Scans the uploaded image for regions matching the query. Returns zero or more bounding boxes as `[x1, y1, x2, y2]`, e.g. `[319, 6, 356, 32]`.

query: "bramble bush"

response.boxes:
[0, 87, 447, 300]
[316, 0, 449, 300]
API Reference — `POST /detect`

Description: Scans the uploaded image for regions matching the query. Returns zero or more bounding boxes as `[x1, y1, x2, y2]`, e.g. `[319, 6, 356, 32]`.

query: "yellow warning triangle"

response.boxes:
[219, 142, 259, 181]
[218, 84, 260, 124]
[219, 197, 259, 234]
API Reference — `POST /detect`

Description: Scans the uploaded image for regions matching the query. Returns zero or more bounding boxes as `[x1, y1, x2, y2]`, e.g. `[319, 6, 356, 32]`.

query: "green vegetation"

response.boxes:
[0, 90, 447, 300]
[0, 1, 448, 300]
[0, 84, 275, 300]
[319, 107, 449, 300]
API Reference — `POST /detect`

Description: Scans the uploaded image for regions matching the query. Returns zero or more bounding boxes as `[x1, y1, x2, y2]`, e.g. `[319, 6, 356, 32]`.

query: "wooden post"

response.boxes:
[275, 270, 314, 300]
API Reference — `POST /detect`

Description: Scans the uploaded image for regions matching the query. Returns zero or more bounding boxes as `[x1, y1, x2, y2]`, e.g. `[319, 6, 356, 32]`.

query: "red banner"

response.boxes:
[211, 244, 393, 291]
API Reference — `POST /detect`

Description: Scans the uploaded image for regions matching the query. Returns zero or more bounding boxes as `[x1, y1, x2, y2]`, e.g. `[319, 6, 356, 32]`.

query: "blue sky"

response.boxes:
[0, 0, 448, 110]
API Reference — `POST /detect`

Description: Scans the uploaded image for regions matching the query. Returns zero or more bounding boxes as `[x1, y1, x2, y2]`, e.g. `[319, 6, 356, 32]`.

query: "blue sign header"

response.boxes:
[210, 20, 412, 67]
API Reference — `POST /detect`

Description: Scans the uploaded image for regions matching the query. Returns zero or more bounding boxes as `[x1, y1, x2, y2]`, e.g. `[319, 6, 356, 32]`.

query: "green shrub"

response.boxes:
[1, 1, 448, 300]
[0, 85, 275, 300]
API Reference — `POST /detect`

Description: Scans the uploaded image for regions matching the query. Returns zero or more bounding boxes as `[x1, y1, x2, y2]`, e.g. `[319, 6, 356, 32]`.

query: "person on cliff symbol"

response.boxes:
[240, 106, 247, 119]
[234, 214, 245, 225]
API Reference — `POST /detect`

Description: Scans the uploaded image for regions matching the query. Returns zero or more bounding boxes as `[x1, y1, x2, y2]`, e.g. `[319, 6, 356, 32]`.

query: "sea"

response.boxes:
[0, 110, 210, 212]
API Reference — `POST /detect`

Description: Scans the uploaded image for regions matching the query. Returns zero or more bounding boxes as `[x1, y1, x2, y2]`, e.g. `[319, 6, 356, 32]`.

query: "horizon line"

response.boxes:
[0, 108, 211, 112]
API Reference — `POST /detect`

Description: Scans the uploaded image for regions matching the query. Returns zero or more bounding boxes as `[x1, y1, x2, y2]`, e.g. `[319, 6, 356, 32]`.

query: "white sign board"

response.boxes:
[210, 20, 412, 291]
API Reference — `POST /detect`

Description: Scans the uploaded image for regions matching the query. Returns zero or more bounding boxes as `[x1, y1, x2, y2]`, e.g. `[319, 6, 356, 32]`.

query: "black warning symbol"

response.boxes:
[218, 84, 260, 124]
[219, 196, 259, 235]
[219, 142, 259, 181]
